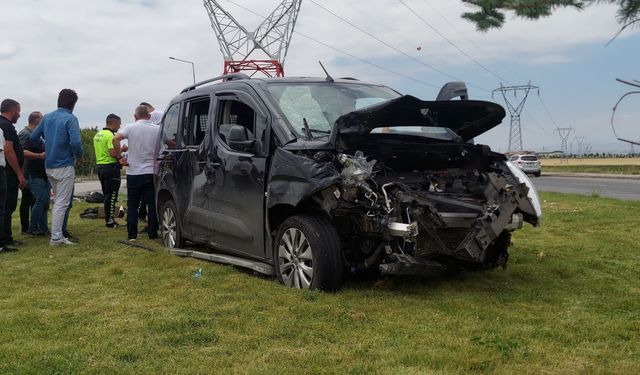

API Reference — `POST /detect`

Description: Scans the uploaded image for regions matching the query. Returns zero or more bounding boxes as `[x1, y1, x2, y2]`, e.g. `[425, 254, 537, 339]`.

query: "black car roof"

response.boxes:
[179, 75, 389, 96]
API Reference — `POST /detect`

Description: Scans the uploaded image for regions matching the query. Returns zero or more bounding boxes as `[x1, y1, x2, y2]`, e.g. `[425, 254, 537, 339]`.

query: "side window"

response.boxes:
[161, 103, 181, 151]
[216, 99, 256, 147]
[184, 98, 211, 146]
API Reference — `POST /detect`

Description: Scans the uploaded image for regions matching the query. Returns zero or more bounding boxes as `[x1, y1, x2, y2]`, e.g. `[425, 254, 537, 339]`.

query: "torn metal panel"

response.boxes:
[266, 148, 340, 208]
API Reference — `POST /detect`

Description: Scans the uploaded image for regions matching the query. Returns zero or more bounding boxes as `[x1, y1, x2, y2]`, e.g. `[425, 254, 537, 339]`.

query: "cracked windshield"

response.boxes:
[267, 82, 400, 138]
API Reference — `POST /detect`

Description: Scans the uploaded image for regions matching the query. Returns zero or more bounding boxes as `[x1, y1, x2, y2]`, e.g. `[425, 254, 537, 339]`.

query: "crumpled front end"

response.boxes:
[269, 142, 541, 276]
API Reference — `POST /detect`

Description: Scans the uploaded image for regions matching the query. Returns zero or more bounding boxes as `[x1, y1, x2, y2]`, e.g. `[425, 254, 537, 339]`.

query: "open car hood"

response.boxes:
[333, 95, 506, 142]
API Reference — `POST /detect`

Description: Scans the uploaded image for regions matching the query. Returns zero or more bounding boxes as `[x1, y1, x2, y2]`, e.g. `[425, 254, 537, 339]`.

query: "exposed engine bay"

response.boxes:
[305, 143, 542, 276]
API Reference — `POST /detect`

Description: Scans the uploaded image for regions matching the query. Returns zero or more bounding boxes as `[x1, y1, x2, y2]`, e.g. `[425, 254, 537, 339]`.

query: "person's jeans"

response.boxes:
[0, 167, 6, 248]
[19, 186, 34, 233]
[98, 163, 121, 224]
[46, 166, 75, 241]
[27, 176, 50, 234]
[2, 169, 19, 243]
[126, 174, 157, 240]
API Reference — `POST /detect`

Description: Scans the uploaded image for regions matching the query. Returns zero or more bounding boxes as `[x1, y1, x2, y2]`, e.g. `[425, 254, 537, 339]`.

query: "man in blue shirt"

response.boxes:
[31, 89, 83, 246]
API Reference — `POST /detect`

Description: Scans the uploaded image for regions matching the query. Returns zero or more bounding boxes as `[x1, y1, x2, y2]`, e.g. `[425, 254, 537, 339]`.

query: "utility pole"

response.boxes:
[493, 83, 539, 152]
[554, 127, 574, 155]
[575, 136, 586, 156]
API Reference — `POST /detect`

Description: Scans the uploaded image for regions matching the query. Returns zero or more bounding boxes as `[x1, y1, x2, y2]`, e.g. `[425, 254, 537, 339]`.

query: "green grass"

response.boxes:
[1, 192, 639, 374]
[544, 164, 640, 175]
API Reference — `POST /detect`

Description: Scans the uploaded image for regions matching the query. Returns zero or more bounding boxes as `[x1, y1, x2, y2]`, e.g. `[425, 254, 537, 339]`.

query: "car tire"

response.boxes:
[274, 214, 344, 291]
[534, 171, 541, 177]
[160, 199, 184, 249]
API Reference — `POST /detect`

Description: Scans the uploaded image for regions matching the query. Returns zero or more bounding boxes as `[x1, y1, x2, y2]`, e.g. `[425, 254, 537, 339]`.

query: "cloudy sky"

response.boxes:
[3, 0, 639, 153]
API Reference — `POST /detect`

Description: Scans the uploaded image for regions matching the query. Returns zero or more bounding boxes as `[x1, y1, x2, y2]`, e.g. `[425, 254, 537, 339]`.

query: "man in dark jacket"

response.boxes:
[0, 98, 26, 248]
[24, 118, 49, 236]
[18, 111, 43, 233]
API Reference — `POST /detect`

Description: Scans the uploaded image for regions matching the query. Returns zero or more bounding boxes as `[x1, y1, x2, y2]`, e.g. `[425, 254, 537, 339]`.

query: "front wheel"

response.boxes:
[160, 199, 184, 249]
[274, 214, 343, 292]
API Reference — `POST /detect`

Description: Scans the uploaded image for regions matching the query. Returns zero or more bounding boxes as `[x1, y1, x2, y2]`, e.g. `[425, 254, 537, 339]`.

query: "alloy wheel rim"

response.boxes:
[278, 228, 314, 289]
[162, 207, 177, 248]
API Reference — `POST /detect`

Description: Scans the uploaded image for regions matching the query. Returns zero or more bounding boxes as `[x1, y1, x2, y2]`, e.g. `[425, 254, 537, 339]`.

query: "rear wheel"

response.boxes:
[274, 214, 343, 291]
[160, 199, 184, 249]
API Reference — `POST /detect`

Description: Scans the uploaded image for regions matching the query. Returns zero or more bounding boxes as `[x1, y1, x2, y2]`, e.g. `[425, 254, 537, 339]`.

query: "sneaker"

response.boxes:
[128, 238, 137, 242]
[106, 221, 120, 228]
[50, 238, 76, 246]
[148, 233, 159, 240]
[6, 239, 24, 246]
[63, 231, 79, 242]
[0, 246, 18, 253]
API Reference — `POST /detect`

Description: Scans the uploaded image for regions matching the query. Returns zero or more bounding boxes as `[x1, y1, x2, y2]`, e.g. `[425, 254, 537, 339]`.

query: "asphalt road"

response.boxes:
[73, 175, 640, 201]
[532, 175, 640, 200]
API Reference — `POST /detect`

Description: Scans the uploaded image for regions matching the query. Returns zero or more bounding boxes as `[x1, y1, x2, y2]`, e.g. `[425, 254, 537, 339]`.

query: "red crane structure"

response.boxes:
[203, 0, 303, 77]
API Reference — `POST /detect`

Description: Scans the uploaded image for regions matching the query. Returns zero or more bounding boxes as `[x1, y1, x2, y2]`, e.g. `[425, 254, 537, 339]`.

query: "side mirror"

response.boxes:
[228, 125, 259, 153]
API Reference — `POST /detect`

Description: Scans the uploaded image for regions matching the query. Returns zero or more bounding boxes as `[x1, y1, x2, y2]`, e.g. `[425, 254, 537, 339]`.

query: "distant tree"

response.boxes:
[78, 127, 98, 176]
[461, 0, 640, 31]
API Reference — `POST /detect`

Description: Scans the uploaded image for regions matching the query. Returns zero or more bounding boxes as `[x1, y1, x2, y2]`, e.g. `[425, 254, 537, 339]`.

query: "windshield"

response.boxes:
[267, 82, 401, 139]
[521, 155, 539, 161]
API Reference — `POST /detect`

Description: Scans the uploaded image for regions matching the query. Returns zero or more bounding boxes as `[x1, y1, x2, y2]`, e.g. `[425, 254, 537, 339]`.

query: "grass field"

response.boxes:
[1, 193, 639, 374]
[542, 157, 640, 166]
[541, 158, 640, 174]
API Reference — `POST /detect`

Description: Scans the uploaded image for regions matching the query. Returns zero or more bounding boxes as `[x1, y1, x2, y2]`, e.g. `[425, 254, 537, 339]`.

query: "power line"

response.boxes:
[523, 109, 554, 137]
[222, 0, 441, 88]
[397, 0, 511, 84]
[308, 0, 490, 92]
[294, 32, 440, 88]
[420, 0, 514, 84]
[537, 94, 559, 128]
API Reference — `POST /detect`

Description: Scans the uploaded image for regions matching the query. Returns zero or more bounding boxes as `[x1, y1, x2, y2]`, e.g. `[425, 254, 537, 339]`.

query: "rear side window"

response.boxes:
[184, 99, 211, 146]
[161, 103, 181, 151]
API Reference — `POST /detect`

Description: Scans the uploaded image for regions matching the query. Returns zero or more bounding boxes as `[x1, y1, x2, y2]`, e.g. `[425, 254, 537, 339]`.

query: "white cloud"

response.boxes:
[2, 0, 638, 151]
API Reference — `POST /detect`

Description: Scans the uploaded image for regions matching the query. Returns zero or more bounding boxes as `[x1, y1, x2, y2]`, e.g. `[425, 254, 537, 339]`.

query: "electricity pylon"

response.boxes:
[493, 83, 539, 152]
[554, 127, 574, 155]
[574, 136, 586, 156]
[203, 0, 303, 77]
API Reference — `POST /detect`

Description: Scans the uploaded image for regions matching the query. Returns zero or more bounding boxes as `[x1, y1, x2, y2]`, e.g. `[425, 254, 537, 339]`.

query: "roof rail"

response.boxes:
[180, 73, 250, 93]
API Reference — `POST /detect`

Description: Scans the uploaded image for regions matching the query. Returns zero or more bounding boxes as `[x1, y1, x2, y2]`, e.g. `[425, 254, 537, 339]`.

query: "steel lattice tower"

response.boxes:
[574, 136, 586, 156]
[554, 127, 574, 155]
[203, 0, 302, 77]
[493, 83, 538, 152]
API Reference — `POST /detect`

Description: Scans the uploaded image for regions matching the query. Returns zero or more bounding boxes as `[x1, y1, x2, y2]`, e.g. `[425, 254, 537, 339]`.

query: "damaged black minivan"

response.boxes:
[154, 74, 542, 291]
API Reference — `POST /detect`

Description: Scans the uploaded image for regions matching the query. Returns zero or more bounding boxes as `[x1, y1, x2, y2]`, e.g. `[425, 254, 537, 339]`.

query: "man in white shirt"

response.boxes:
[112, 105, 160, 241]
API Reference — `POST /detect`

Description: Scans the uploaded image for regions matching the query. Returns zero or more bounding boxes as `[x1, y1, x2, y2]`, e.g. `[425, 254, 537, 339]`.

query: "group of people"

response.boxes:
[94, 102, 163, 242]
[0, 89, 164, 253]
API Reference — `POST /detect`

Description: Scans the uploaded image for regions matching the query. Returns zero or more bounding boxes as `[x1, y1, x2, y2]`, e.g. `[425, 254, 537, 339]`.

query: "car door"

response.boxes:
[179, 95, 217, 241]
[192, 87, 269, 259]
[156, 102, 194, 233]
